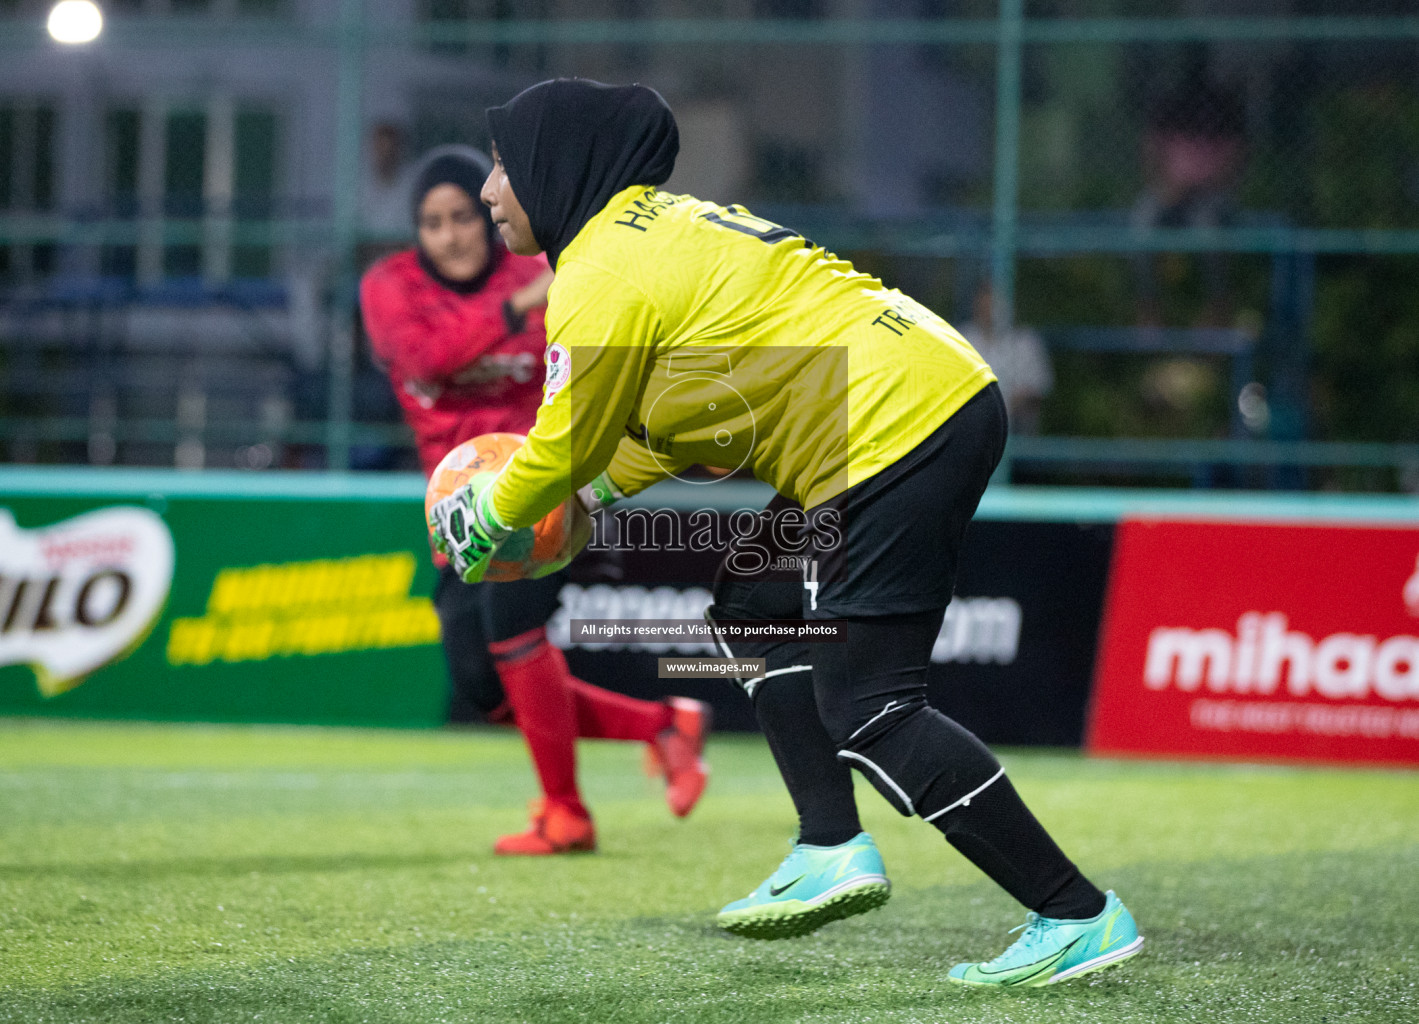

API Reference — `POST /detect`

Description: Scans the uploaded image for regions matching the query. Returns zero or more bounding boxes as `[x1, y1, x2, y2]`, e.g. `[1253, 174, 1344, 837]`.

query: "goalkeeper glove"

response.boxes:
[429, 480, 512, 583]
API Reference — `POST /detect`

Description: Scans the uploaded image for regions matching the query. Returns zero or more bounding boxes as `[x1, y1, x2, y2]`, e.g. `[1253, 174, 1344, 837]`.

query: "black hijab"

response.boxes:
[410, 145, 500, 294]
[486, 79, 679, 270]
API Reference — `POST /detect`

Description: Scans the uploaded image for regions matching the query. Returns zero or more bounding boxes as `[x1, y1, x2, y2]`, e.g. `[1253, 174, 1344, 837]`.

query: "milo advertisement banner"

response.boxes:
[0, 506, 174, 697]
[0, 477, 449, 727]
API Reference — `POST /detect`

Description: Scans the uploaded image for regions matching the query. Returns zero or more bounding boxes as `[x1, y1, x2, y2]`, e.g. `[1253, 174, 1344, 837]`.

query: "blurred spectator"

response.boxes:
[349, 120, 421, 467]
[958, 283, 1053, 435]
[358, 120, 418, 263]
[1132, 70, 1246, 328]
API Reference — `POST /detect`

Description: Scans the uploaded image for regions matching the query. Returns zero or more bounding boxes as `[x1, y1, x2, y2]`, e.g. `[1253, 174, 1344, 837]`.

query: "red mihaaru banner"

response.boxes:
[1088, 518, 1419, 765]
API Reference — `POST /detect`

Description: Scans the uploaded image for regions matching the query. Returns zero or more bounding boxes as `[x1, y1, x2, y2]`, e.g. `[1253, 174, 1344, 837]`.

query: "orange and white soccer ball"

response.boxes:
[425, 432, 592, 582]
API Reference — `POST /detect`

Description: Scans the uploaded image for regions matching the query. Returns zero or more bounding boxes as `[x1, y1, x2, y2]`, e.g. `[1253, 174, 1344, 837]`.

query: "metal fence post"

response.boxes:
[324, 0, 364, 472]
[990, 0, 1024, 483]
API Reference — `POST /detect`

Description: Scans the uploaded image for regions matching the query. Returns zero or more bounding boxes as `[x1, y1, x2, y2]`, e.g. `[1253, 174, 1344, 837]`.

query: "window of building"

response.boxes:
[102, 0, 288, 14]
[0, 104, 56, 212]
[232, 106, 277, 278]
[101, 107, 141, 278]
[421, 0, 549, 70]
[99, 99, 281, 284]
[0, 100, 58, 283]
[163, 108, 206, 278]
[754, 0, 824, 18]
[752, 138, 825, 202]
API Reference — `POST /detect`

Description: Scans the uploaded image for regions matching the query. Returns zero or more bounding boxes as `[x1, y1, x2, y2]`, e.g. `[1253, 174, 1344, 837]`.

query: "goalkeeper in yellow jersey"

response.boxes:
[429, 78, 1142, 987]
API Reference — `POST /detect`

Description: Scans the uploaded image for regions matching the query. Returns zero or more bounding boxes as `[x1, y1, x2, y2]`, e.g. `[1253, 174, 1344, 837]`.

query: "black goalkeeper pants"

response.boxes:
[433, 565, 567, 722]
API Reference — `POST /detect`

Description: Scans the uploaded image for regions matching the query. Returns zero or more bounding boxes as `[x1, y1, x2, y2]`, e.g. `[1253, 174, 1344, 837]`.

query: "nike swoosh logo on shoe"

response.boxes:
[768, 875, 806, 897]
[975, 944, 1072, 984]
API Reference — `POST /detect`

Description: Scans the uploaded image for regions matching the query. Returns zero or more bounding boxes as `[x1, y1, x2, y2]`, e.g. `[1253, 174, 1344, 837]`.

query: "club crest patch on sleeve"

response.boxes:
[543, 343, 571, 405]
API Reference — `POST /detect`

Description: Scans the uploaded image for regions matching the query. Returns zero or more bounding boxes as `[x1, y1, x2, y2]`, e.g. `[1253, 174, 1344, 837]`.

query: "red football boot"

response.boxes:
[651, 698, 712, 818]
[493, 799, 597, 856]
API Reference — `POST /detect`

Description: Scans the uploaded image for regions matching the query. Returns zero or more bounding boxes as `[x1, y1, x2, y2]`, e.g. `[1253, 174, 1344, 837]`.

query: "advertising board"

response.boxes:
[2, 476, 1113, 743]
[0, 485, 448, 727]
[1089, 518, 1419, 765]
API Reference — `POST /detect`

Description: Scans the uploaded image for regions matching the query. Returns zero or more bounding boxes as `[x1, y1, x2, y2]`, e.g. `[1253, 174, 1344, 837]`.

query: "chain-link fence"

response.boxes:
[1, 1, 1416, 488]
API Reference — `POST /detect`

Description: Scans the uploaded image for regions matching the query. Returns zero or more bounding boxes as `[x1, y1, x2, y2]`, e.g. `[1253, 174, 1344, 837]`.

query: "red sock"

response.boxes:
[555, 646, 674, 742]
[488, 627, 588, 819]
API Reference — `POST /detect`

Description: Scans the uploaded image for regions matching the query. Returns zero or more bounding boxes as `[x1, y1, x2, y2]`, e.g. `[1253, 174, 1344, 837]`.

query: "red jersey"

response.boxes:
[360, 247, 550, 477]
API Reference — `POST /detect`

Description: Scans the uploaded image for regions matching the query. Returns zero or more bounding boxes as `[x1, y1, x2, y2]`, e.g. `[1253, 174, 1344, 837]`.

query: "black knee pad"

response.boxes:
[836, 701, 1003, 821]
[707, 548, 809, 698]
[744, 641, 816, 709]
[705, 601, 815, 699]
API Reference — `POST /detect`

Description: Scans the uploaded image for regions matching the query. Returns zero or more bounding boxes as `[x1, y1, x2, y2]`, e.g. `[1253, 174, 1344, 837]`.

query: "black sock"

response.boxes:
[811, 610, 1106, 918]
[753, 668, 862, 848]
[934, 774, 1106, 920]
[838, 701, 1106, 918]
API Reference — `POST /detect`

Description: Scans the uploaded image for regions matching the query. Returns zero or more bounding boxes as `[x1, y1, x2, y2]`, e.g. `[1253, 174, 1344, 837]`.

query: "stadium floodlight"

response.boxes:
[47, 0, 103, 44]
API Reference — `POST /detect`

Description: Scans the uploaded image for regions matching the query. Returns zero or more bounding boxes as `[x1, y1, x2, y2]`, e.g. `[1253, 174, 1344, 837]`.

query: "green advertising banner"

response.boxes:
[0, 469, 449, 727]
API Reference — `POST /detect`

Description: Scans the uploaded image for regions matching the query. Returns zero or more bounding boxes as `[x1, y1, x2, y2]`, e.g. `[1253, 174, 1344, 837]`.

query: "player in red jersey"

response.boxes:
[360, 146, 710, 855]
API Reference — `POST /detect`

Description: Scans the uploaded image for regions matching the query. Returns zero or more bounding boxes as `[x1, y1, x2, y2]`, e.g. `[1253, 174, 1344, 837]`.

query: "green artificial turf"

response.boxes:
[1, 719, 1416, 1023]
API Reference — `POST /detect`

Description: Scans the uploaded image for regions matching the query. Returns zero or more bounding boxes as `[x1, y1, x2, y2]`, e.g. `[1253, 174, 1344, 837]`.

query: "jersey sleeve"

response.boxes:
[489, 265, 662, 528]
[602, 435, 692, 498]
[359, 258, 522, 384]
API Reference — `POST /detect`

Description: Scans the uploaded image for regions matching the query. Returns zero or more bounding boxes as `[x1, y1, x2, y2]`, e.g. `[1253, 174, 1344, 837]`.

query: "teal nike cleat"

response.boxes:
[716, 832, 891, 940]
[948, 890, 1143, 987]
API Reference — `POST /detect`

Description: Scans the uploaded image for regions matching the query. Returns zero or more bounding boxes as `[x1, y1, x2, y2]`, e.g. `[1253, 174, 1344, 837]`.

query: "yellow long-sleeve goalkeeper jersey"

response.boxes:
[489, 186, 996, 529]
